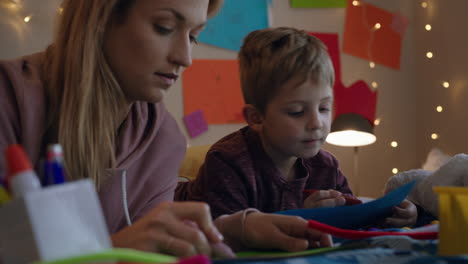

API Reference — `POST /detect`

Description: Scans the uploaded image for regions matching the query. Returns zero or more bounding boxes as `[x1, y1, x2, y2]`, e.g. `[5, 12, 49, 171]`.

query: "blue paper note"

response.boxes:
[276, 181, 416, 229]
[198, 0, 270, 52]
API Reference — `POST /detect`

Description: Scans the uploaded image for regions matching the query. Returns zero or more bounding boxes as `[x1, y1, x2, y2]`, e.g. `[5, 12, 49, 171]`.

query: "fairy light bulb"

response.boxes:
[372, 82, 378, 89]
[352, 0, 360, 6]
[391, 141, 398, 148]
[426, 52, 433, 59]
[392, 168, 399, 174]
[23, 15, 31, 22]
[374, 118, 381, 126]
[421, 1, 428, 8]
[436, 106, 443, 112]
[373, 23, 382, 30]
[442, 82, 450, 88]
[425, 24, 432, 31]
[369, 61, 376, 68]
[59, 7, 64, 14]
[431, 133, 439, 140]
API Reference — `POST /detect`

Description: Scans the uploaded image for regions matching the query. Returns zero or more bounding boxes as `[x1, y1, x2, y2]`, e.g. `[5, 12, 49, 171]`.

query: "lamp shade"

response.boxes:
[326, 113, 376, 147]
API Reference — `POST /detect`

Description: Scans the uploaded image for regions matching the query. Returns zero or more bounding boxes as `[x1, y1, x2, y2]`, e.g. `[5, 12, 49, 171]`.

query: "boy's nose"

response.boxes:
[306, 114, 322, 130]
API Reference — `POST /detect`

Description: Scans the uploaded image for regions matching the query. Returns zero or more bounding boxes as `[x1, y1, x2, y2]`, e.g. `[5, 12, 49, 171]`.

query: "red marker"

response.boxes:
[5, 144, 41, 197]
[303, 189, 362, 206]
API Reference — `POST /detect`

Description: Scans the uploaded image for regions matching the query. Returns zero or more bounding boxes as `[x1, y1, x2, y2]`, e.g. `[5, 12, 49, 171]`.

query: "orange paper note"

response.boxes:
[183, 60, 245, 124]
[343, 0, 403, 70]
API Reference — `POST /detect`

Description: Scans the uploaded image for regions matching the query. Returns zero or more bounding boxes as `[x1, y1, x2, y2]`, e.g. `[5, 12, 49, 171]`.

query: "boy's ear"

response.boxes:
[243, 104, 264, 132]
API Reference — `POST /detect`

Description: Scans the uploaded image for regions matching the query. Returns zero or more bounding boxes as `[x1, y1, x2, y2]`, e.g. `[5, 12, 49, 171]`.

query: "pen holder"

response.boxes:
[0, 179, 111, 264]
[434, 186, 468, 256]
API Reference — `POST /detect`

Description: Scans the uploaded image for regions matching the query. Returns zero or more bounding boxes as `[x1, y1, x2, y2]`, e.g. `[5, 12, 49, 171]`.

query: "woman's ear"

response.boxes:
[243, 104, 263, 132]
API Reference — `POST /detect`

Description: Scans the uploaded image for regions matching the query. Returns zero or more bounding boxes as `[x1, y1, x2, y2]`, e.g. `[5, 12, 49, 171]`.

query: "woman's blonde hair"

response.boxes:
[239, 27, 335, 114]
[43, 0, 223, 188]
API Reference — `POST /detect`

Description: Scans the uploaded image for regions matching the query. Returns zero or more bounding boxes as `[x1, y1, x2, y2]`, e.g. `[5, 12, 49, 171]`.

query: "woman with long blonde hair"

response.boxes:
[0, 0, 331, 257]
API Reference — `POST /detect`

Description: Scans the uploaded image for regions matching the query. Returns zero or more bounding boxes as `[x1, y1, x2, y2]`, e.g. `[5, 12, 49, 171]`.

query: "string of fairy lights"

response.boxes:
[1, 0, 62, 24]
[422, 0, 450, 146]
[350, 0, 448, 175]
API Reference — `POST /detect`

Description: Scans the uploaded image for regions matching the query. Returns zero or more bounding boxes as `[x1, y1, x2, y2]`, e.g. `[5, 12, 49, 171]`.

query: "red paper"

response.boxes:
[182, 60, 244, 124]
[343, 0, 402, 70]
[334, 80, 378, 124]
[309, 33, 342, 83]
[308, 219, 438, 240]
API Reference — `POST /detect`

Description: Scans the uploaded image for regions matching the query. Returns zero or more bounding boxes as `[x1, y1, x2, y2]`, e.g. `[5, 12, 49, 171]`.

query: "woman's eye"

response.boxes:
[154, 25, 173, 35]
[319, 107, 331, 112]
[189, 35, 198, 44]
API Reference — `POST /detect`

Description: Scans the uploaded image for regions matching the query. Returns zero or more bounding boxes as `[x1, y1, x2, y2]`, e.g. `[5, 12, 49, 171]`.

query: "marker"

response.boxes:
[5, 144, 41, 197]
[43, 144, 65, 185]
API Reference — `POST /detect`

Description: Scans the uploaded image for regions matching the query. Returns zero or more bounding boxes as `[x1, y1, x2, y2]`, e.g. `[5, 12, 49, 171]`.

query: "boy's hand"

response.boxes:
[383, 199, 418, 227]
[303, 189, 346, 208]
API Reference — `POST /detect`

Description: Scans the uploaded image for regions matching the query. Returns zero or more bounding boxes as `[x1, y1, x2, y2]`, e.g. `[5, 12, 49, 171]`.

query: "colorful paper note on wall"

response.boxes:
[343, 0, 403, 70]
[391, 13, 409, 35]
[291, 0, 347, 8]
[309, 32, 341, 82]
[183, 110, 208, 138]
[183, 60, 244, 124]
[198, 0, 270, 52]
[334, 80, 377, 124]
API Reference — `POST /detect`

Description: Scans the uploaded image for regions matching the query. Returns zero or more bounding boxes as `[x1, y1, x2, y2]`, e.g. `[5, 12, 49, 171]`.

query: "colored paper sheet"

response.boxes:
[183, 110, 208, 138]
[291, 0, 347, 8]
[310, 32, 342, 82]
[183, 60, 244, 124]
[334, 80, 377, 124]
[391, 13, 410, 35]
[343, 0, 402, 70]
[198, 0, 270, 52]
[276, 181, 415, 229]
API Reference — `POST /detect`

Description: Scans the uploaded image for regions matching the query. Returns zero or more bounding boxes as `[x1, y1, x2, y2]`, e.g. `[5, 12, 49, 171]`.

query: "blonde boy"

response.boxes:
[176, 27, 417, 227]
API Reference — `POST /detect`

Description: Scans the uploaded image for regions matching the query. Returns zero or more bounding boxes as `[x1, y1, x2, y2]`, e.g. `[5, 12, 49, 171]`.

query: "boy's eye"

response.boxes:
[154, 25, 173, 35]
[288, 111, 304, 117]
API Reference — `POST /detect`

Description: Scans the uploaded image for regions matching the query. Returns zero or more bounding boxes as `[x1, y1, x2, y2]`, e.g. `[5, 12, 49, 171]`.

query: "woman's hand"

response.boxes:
[243, 213, 333, 251]
[111, 201, 234, 257]
[303, 189, 346, 208]
[384, 199, 418, 227]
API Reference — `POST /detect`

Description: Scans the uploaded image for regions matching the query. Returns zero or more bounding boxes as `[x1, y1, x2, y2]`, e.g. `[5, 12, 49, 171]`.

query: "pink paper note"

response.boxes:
[183, 109, 208, 138]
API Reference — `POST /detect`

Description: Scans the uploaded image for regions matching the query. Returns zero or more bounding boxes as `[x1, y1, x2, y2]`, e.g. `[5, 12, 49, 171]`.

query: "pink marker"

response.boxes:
[5, 144, 41, 197]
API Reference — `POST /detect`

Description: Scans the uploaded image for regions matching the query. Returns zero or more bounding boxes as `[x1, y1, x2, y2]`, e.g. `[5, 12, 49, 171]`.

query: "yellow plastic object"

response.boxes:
[434, 186, 468, 256]
[0, 186, 11, 205]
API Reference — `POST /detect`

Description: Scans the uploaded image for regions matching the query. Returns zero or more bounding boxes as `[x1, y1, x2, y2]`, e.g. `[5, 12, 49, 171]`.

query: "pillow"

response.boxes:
[421, 147, 451, 171]
[178, 144, 211, 181]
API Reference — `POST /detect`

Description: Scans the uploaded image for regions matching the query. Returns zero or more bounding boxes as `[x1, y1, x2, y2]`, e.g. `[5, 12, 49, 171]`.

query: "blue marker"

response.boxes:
[43, 144, 65, 185]
[51, 159, 65, 184]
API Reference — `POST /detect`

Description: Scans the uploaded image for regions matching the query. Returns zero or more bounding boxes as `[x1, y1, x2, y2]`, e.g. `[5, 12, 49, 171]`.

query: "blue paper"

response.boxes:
[276, 181, 416, 229]
[199, 0, 270, 52]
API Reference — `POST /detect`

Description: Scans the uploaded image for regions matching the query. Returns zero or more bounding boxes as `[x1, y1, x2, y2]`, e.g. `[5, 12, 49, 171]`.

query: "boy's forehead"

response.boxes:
[278, 77, 332, 100]
[280, 74, 331, 93]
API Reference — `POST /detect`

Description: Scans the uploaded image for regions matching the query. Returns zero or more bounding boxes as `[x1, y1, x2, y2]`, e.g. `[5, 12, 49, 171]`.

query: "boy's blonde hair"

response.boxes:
[239, 27, 334, 113]
[43, 0, 223, 188]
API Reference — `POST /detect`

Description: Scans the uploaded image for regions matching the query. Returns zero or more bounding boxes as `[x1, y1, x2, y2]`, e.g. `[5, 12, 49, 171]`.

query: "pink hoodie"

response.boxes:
[0, 52, 186, 233]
